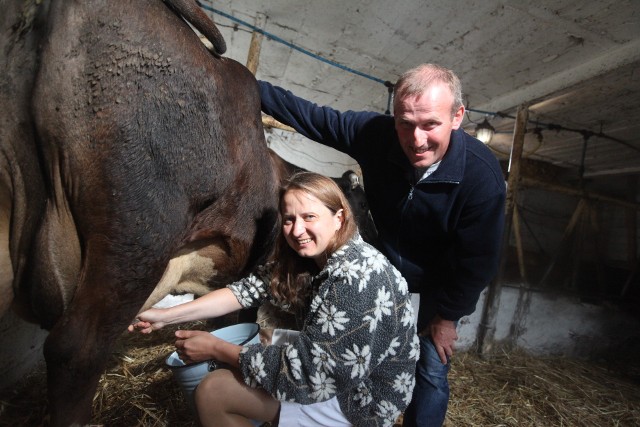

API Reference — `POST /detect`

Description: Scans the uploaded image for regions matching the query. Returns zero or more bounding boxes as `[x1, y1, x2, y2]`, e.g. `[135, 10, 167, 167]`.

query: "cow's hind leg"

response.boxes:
[0, 177, 13, 317]
[44, 315, 106, 426]
[43, 292, 121, 426]
[42, 243, 155, 426]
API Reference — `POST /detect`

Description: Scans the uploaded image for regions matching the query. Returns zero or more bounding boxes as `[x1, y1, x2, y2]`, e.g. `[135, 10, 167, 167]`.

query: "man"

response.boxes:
[258, 63, 506, 426]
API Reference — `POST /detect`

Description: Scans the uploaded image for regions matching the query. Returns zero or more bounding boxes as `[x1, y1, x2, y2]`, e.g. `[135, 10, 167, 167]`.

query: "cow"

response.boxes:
[332, 169, 378, 246]
[1, 1, 280, 425]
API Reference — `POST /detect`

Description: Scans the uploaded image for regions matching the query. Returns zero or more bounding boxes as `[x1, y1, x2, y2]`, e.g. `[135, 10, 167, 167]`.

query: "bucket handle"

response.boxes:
[208, 360, 226, 372]
[237, 323, 260, 346]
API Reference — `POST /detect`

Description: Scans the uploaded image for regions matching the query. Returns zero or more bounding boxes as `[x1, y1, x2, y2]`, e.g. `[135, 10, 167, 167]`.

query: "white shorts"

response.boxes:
[279, 396, 351, 427]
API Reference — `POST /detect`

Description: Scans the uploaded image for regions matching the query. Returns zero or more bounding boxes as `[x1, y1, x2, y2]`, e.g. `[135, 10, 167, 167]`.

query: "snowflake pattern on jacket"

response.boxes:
[228, 234, 419, 427]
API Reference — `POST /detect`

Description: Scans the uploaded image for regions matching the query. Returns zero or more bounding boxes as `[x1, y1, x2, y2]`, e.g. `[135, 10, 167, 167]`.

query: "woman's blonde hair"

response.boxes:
[270, 171, 357, 308]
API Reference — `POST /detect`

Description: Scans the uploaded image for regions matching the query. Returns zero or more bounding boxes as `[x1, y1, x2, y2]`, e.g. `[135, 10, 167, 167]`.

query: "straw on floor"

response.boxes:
[1, 321, 638, 427]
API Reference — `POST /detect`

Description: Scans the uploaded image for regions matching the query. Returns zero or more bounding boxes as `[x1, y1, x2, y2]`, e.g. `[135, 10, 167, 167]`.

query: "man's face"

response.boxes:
[394, 83, 464, 169]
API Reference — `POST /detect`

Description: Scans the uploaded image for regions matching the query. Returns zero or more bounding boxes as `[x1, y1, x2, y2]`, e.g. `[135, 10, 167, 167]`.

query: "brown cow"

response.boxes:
[0, 1, 279, 425]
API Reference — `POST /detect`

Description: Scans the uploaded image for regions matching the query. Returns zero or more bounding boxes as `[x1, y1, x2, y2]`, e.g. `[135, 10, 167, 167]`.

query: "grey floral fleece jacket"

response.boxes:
[228, 234, 419, 427]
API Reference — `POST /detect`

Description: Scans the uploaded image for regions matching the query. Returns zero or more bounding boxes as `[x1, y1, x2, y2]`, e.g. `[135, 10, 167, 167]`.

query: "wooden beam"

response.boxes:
[245, 13, 297, 135]
[478, 103, 528, 356]
[538, 198, 587, 286]
[513, 206, 527, 282]
[520, 177, 640, 211]
[262, 115, 296, 133]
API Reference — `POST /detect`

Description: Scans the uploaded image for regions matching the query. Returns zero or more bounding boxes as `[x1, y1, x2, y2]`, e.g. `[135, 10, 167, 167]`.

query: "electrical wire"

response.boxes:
[197, 0, 387, 85]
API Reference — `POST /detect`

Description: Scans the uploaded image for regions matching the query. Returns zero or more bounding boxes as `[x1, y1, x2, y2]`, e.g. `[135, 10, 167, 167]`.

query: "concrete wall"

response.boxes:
[265, 128, 361, 178]
[457, 285, 640, 362]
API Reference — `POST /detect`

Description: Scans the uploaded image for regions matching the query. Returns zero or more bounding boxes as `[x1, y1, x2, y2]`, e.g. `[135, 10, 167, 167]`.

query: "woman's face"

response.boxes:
[281, 189, 343, 267]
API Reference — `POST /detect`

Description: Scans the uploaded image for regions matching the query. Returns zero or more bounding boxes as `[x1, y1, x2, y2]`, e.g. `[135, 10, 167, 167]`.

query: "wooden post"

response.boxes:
[622, 176, 638, 296]
[246, 13, 266, 75]
[626, 176, 638, 270]
[520, 177, 640, 210]
[513, 206, 527, 282]
[245, 13, 297, 134]
[478, 103, 528, 356]
[538, 198, 586, 286]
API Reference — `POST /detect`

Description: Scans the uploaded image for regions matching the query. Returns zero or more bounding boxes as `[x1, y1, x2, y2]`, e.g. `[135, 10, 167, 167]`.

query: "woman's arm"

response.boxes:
[129, 287, 242, 333]
[174, 329, 243, 367]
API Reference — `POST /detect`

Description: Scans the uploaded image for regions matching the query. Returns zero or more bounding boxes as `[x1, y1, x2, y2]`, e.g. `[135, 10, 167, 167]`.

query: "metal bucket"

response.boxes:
[166, 322, 260, 414]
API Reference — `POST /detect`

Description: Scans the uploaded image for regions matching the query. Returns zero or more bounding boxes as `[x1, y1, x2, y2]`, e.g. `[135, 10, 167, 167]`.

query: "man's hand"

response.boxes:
[419, 315, 458, 364]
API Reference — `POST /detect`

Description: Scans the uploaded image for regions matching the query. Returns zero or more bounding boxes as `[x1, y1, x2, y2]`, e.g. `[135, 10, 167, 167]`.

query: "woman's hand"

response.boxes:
[175, 330, 243, 367]
[128, 308, 167, 334]
[174, 330, 217, 364]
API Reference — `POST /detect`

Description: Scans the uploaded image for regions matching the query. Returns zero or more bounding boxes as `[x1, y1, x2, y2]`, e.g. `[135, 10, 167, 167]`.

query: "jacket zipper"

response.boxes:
[396, 184, 415, 272]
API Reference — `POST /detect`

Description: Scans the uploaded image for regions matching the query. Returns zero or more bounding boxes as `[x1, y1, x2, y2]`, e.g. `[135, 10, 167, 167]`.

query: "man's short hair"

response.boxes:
[393, 63, 463, 118]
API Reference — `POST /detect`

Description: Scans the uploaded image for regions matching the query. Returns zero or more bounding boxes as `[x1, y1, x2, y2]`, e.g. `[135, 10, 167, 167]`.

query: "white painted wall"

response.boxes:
[456, 285, 639, 360]
[265, 128, 361, 178]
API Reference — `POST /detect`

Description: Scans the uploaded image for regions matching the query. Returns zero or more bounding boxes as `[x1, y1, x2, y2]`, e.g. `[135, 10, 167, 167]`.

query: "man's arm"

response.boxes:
[259, 80, 379, 155]
[425, 189, 505, 364]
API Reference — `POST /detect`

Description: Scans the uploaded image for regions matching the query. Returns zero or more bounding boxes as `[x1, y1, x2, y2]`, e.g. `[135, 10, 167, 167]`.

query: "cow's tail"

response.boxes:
[164, 0, 227, 56]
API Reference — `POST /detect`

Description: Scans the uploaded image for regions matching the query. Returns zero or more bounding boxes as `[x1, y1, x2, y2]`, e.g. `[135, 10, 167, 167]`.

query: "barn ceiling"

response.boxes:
[198, 0, 640, 198]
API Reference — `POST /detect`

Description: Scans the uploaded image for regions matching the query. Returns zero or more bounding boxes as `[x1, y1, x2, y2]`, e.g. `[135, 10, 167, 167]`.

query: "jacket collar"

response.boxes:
[426, 128, 466, 183]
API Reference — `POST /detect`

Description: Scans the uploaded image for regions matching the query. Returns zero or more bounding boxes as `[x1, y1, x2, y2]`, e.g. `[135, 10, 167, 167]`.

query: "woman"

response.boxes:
[130, 171, 418, 427]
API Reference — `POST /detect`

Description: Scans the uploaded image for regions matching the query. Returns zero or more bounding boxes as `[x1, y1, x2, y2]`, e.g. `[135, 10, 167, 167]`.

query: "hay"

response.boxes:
[445, 350, 640, 426]
[91, 320, 213, 427]
[0, 320, 209, 427]
[1, 329, 639, 426]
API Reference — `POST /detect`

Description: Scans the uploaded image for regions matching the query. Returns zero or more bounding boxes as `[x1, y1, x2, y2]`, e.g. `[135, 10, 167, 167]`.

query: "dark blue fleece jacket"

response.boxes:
[259, 81, 506, 328]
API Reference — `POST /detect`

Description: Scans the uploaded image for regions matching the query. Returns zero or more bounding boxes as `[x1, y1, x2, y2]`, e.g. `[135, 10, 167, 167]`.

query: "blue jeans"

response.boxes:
[402, 335, 450, 427]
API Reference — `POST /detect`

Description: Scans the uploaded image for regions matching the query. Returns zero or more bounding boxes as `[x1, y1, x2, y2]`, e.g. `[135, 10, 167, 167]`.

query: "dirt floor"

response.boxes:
[1, 321, 639, 426]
